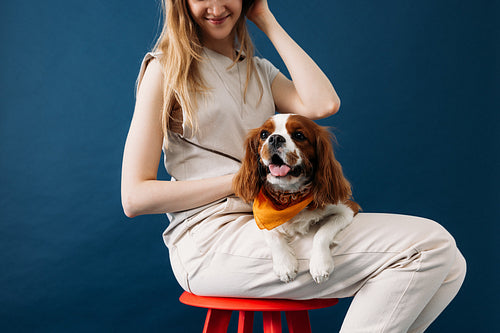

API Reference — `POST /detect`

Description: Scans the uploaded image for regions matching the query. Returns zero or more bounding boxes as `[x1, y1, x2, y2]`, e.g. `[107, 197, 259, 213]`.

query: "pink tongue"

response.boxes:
[269, 164, 291, 177]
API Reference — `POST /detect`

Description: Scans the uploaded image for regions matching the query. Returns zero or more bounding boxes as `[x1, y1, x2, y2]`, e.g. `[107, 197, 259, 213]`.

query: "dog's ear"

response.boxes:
[233, 128, 263, 202]
[311, 127, 352, 209]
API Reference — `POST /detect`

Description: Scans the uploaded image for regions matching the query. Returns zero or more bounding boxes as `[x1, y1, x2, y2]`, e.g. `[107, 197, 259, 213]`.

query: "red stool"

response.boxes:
[179, 291, 338, 333]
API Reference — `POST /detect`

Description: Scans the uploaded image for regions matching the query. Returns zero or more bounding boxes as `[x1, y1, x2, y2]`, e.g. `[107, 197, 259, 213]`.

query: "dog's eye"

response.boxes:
[292, 131, 306, 141]
[260, 130, 270, 140]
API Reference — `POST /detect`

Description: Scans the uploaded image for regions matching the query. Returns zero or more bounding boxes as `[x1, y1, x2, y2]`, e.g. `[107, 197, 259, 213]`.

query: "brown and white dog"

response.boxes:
[233, 114, 360, 283]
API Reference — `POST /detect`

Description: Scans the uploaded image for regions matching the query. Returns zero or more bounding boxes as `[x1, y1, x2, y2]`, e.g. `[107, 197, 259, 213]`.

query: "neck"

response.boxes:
[202, 34, 236, 59]
[262, 182, 313, 210]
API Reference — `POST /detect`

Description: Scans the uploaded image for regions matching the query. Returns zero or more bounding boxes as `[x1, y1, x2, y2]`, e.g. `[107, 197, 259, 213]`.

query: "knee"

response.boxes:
[417, 218, 465, 275]
[452, 247, 467, 285]
[437, 240, 466, 290]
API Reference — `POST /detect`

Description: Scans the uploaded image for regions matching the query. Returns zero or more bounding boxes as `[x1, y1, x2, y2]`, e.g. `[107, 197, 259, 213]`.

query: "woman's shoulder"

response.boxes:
[140, 51, 163, 68]
[251, 54, 271, 65]
[136, 51, 164, 93]
[252, 55, 280, 82]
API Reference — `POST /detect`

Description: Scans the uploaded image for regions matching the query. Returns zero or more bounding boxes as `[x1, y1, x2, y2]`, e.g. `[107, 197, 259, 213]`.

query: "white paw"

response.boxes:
[309, 253, 334, 284]
[273, 254, 299, 283]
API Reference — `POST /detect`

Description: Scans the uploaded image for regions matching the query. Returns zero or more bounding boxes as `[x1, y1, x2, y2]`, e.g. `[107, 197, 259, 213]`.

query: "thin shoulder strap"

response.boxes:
[179, 137, 242, 164]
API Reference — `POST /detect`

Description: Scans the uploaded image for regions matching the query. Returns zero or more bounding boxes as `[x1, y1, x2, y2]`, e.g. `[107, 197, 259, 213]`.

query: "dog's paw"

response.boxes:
[312, 271, 330, 284]
[273, 255, 299, 283]
[277, 268, 298, 283]
[309, 254, 334, 284]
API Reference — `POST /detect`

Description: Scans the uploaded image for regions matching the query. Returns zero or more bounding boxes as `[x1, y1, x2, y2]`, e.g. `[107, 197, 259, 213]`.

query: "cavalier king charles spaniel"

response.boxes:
[233, 114, 360, 283]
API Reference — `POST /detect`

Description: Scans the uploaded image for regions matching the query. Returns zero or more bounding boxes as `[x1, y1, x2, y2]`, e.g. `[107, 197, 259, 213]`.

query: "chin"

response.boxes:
[233, 114, 360, 283]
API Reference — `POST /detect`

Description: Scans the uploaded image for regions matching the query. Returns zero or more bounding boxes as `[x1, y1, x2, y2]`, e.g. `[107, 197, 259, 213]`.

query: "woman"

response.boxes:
[121, 0, 466, 331]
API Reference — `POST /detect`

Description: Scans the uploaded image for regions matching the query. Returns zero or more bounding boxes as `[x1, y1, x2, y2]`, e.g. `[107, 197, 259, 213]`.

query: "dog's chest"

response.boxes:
[275, 210, 319, 236]
[275, 204, 343, 237]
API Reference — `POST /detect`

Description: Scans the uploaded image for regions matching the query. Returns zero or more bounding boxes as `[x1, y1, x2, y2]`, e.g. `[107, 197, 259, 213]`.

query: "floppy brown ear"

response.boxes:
[233, 128, 263, 202]
[311, 127, 352, 209]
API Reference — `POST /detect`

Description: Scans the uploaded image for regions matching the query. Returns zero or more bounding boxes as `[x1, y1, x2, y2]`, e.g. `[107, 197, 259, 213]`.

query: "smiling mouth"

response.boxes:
[268, 155, 302, 177]
[206, 14, 230, 25]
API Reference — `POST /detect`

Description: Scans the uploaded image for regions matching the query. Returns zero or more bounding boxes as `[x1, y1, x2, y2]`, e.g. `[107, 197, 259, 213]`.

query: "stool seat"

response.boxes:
[179, 291, 338, 333]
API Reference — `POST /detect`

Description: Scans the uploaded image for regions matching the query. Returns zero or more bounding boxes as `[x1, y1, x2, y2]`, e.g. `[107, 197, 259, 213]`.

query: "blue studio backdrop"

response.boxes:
[1, 0, 498, 332]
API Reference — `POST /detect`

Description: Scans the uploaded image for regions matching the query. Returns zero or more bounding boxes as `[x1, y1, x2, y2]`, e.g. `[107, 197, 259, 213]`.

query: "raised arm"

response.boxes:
[246, 0, 340, 119]
[121, 58, 234, 218]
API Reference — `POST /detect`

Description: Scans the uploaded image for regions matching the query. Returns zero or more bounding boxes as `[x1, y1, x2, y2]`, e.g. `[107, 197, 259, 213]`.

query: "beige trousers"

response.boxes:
[167, 198, 466, 333]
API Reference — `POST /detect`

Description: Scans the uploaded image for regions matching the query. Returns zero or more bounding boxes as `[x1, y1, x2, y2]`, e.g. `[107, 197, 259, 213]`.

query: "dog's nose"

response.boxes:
[269, 134, 286, 148]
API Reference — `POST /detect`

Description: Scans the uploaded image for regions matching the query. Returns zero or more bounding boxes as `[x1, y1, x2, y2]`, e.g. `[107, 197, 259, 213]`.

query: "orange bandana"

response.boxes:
[253, 188, 313, 230]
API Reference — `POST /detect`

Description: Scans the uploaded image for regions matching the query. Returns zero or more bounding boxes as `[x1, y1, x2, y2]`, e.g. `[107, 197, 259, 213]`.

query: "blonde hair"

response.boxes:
[153, 0, 261, 148]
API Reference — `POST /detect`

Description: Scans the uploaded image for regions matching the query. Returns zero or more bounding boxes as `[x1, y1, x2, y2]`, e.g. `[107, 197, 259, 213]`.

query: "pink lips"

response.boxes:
[206, 15, 229, 25]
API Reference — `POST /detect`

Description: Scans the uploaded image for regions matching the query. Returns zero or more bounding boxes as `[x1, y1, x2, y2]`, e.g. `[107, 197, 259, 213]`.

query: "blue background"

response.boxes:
[1, 0, 498, 332]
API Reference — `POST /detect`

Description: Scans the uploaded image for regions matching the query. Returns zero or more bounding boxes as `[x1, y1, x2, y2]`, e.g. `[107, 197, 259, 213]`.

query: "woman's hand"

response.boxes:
[246, 0, 273, 30]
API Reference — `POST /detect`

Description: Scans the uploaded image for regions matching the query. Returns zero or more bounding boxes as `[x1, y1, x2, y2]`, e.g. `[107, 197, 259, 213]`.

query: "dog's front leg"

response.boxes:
[309, 205, 354, 283]
[264, 230, 298, 283]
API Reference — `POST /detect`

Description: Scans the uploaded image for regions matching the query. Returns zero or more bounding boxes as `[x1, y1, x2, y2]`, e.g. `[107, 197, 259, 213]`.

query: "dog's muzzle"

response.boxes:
[269, 134, 286, 149]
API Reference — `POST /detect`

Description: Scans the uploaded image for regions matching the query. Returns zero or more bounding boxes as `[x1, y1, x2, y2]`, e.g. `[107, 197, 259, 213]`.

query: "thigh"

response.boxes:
[192, 211, 453, 260]
[175, 209, 455, 299]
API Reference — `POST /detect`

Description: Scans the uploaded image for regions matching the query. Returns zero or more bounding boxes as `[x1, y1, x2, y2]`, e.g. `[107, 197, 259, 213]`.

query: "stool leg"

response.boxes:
[285, 311, 312, 333]
[263, 311, 282, 333]
[237, 311, 254, 333]
[203, 309, 232, 333]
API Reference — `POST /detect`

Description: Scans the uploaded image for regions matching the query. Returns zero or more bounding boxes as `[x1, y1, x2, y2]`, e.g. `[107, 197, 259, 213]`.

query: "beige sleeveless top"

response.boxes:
[136, 48, 279, 243]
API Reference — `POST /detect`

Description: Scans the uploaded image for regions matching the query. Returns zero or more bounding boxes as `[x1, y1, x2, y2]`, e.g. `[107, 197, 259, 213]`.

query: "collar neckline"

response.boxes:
[203, 47, 246, 65]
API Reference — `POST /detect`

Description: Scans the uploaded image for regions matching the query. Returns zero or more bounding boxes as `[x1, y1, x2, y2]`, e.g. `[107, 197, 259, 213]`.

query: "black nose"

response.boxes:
[269, 134, 286, 148]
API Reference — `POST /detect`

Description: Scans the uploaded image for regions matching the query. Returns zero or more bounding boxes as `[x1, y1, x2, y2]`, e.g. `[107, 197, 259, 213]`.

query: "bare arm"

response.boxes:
[246, 0, 340, 119]
[121, 58, 234, 218]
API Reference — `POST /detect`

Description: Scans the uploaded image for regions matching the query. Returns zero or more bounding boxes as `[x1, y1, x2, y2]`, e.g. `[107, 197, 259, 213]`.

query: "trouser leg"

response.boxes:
[338, 216, 466, 333]
[407, 249, 466, 333]
[169, 210, 466, 332]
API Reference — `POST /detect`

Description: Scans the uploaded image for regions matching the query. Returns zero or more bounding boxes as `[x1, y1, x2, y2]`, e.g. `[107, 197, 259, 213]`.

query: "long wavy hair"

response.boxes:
[152, 0, 260, 148]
